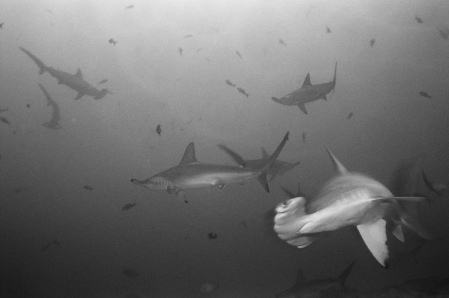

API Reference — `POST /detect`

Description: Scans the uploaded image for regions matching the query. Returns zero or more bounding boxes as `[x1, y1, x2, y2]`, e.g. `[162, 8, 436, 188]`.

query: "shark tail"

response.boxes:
[20, 47, 48, 75]
[256, 132, 289, 192]
[337, 262, 355, 288]
[332, 61, 337, 95]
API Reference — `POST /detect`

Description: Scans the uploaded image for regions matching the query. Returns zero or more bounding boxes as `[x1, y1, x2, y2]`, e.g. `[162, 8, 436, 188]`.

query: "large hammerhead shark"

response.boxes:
[20, 47, 111, 100]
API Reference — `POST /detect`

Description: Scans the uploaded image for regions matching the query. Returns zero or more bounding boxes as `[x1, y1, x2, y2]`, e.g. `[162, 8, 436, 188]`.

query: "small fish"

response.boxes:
[109, 38, 118, 46]
[201, 282, 219, 293]
[207, 232, 218, 240]
[98, 79, 108, 85]
[122, 203, 136, 211]
[347, 112, 354, 119]
[225, 80, 235, 87]
[438, 27, 449, 40]
[184, 34, 193, 38]
[370, 38, 376, 47]
[83, 185, 93, 191]
[0, 117, 10, 126]
[156, 124, 161, 136]
[125, 4, 134, 9]
[236, 51, 242, 59]
[0, 23, 3, 29]
[41, 242, 52, 252]
[178, 47, 183, 56]
[279, 38, 287, 46]
[236, 87, 249, 98]
[122, 268, 139, 278]
[414, 15, 423, 24]
[26, 104, 30, 108]
[302, 132, 306, 143]
[419, 91, 432, 99]
[326, 26, 331, 33]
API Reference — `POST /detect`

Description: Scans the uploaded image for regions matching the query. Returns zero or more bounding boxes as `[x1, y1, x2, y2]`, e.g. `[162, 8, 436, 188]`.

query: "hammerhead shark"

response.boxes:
[271, 62, 337, 114]
[20, 47, 111, 100]
[217, 145, 300, 181]
[273, 148, 431, 267]
[276, 262, 355, 298]
[131, 132, 290, 202]
[38, 83, 62, 129]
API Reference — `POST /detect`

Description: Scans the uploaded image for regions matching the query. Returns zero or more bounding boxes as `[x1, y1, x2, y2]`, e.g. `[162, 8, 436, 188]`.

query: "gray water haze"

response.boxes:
[1, 0, 449, 297]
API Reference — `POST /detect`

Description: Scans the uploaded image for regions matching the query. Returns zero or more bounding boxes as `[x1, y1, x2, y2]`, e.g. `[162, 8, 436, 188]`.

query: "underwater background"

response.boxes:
[1, 0, 449, 297]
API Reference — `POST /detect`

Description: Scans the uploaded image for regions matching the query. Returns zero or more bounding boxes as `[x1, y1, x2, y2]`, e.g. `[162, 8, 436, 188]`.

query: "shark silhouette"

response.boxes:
[217, 145, 300, 181]
[276, 262, 355, 298]
[38, 83, 62, 129]
[271, 62, 337, 114]
[20, 47, 111, 100]
[131, 132, 289, 202]
[274, 148, 431, 267]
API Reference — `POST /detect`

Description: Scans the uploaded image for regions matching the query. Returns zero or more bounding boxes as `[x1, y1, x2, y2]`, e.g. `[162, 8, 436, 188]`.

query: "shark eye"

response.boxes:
[281, 200, 290, 207]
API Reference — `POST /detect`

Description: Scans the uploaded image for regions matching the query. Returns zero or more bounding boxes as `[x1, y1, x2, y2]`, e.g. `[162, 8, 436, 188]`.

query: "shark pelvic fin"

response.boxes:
[338, 262, 355, 286]
[298, 104, 307, 114]
[392, 224, 405, 242]
[325, 147, 348, 174]
[74, 92, 84, 100]
[296, 269, 306, 284]
[180, 142, 199, 165]
[302, 73, 311, 87]
[261, 147, 269, 159]
[357, 219, 389, 267]
[75, 68, 83, 78]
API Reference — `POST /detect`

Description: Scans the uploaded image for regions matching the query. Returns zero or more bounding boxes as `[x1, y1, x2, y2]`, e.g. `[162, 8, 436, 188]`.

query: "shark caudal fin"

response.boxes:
[19, 47, 48, 75]
[256, 132, 290, 192]
[332, 61, 337, 95]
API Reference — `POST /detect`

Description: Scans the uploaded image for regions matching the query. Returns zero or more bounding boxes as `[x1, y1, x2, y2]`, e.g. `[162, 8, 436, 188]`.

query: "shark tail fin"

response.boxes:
[332, 61, 337, 95]
[256, 132, 290, 192]
[337, 262, 355, 288]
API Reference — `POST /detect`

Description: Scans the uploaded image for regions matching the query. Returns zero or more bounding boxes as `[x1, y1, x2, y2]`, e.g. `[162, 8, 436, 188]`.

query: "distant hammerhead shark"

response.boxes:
[20, 47, 111, 100]
[276, 262, 355, 298]
[217, 145, 300, 181]
[271, 62, 337, 114]
[38, 83, 62, 129]
[274, 148, 432, 267]
[131, 132, 290, 202]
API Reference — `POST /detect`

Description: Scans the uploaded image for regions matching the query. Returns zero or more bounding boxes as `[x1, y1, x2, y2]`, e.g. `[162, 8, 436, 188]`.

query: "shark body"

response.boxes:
[276, 262, 355, 298]
[272, 63, 337, 114]
[20, 47, 110, 100]
[274, 148, 431, 267]
[217, 145, 300, 181]
[131, 132, 289, 201]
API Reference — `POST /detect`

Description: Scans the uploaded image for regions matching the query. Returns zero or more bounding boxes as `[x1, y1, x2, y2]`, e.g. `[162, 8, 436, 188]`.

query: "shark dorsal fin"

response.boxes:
[302, 73, 311, 87]
[75, 68, 83, 78]
[180, 142, 199, 165]
[261, 147, 269, 159]
[296, 269, 306, 284]
[325, 147, 348, 174]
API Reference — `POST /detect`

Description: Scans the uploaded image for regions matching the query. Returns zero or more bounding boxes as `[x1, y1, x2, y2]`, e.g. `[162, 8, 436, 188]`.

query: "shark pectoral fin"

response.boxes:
[357, 219, 389, 267]
[257, 173, 269, 193]
[298, 104, 307, 114]
[392, 224, 405, 242]
[74, 92, 84, 100]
